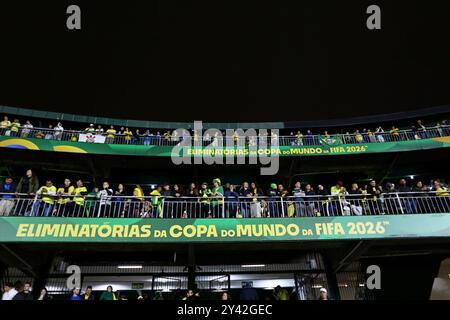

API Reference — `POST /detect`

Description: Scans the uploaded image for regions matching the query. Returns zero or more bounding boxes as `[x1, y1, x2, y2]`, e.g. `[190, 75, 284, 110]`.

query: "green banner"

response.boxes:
[1, 136, 450, 157]
[1, 215, 450, 243]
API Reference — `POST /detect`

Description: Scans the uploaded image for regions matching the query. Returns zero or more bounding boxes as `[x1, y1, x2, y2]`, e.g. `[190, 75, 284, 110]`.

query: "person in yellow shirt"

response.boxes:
[128, 184, 144, 217]
[133, 185, 144, 200]
[390, 126, 400, 141]
[434, 180, 450, 213]
[73, 179, 89, 217]
[123, 127, 132, 144]
[434, 181, 450, 196]
[10, 119, 21, 137]
[355, 130, 363, 143]
[82, 286, 94, 301]
[85, 124, 95, 133]
[163, 131, 171, 142]
[106, 125, 116, 144]
[56, 178, 75, 217]
[35, 130, 45, 139]
[295, 131, 304, 146]
[0, 116, 11, 135]
[32, 180, 57, 217]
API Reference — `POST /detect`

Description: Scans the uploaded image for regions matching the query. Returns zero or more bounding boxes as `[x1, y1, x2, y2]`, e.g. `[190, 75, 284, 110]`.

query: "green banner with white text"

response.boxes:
[1, 136, 450, 157]
[1, 215, 450, 243]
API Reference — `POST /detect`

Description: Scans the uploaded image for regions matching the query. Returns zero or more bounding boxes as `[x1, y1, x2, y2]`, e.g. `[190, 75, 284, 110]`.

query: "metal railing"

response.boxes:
[0, 192, 449, 218]
[1, 125, 449, 147]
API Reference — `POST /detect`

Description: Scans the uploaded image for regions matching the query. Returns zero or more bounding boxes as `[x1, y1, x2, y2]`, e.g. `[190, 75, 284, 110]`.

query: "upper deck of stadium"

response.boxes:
[0, 105, 449, 159]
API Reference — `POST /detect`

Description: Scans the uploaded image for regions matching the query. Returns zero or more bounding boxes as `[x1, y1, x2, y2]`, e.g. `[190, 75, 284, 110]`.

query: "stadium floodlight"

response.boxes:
[241, 264, 266, 268]
[117, 265, 143, 269]
[410, 175, 415, 179]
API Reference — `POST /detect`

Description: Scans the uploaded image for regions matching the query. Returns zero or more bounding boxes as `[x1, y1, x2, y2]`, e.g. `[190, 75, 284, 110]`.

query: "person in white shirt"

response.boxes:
[98, 182, 114, 217]
[21, 120, 34, 137]
[375, 126, 385, 143]
[2, 282, 18, 300]
[54, 122, 64, 140]
[95, 125, 104, 135]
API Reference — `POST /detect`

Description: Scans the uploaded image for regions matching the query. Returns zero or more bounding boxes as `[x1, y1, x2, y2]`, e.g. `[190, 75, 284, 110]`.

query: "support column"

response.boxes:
[324, 257, 341, 300]
[187, 245, 196, 290]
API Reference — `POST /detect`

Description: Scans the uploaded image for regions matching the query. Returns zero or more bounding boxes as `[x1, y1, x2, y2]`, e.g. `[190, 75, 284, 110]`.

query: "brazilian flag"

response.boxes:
[319, 134, 341, 146]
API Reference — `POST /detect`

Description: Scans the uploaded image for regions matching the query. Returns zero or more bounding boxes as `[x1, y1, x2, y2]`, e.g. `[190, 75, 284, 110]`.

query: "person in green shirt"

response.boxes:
[99, 286, 117, 300]
[211, 178, 224, 218]
[83, 187, 99, 217]
[274, 285, 290, 300]
[150, 186, 163, 218]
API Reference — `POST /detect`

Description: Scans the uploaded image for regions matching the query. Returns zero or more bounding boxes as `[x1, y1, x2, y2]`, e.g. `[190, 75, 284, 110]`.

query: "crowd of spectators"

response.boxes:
[1, 281, 320, 301]
[1, 169, 449, 218]
[1, 115, 449, 146]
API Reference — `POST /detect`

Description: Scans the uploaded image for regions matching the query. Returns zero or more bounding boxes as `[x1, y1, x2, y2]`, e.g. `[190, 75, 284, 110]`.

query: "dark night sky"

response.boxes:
[1, 0, 450, 122]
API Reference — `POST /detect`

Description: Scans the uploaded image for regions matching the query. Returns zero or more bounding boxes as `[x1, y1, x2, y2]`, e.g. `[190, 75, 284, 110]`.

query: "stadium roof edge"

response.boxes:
[0, 104, 449, 129]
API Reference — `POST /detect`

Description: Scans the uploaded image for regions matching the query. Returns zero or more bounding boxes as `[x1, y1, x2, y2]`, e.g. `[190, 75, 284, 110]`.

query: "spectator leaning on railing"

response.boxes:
[106, 125, 116, 143]
[1, 113, 450, 147]
[0, 177, 17, 216]
[3, 176, 450, 218]
[21, 120, 33, 137]
[16, 169, 39, 196]
[32, 180, 57, 217]
[0, 115, 11, 134]
[10, 119, 20, 136]
[54, 122, 64, 140]
[85, 123, 95, 133]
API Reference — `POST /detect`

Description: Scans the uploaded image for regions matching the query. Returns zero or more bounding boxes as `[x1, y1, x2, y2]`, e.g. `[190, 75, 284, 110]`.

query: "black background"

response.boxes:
[1, 0, 450, 122]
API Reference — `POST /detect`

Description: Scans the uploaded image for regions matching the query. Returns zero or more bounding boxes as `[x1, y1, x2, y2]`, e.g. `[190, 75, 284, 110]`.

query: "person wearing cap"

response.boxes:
[199, 182, 213, 218]
[318, 287, 329, 300]
[150, 186, 163, 218]
[85, 123, 95, 134]
[266, 183, 280, 217]
[211, 178, 224, 218]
